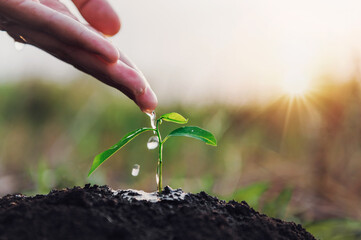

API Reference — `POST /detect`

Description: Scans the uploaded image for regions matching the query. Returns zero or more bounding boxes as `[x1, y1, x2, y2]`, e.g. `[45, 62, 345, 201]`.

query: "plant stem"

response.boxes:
[156, 120, 163, 193]
[157, 143, 163, 193]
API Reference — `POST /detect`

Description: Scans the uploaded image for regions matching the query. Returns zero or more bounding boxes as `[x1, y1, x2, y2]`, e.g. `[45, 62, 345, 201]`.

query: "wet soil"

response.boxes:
[0, 184, 315, 240]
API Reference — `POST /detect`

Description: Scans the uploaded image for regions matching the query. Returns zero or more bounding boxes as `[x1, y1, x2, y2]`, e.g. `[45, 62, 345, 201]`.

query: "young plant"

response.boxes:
[88, 112, 217, 192]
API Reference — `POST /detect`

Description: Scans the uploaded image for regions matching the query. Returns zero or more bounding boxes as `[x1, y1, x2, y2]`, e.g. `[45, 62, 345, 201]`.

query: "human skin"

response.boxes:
[0, 0, 158, 113]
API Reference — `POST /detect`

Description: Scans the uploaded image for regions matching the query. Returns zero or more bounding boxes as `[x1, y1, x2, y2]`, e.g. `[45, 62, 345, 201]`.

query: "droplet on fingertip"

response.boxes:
[136, 87, 145, 95]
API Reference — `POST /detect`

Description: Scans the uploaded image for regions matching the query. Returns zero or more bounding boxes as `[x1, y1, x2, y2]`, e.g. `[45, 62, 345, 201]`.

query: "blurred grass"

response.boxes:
[1, 77, 361, 239]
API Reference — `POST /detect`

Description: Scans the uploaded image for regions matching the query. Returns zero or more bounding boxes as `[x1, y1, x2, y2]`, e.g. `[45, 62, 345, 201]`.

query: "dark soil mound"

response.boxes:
[0, 184, 315, 240]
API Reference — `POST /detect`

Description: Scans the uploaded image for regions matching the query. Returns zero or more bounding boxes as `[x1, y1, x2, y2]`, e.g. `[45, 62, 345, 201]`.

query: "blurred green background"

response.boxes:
[0, 76, 361, 239]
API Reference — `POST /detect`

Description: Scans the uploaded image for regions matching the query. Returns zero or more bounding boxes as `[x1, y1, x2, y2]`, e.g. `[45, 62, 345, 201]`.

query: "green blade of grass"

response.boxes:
[88, 127, 153, 176]
[164, 126, 217, 146]
[159, 112, 188, 124]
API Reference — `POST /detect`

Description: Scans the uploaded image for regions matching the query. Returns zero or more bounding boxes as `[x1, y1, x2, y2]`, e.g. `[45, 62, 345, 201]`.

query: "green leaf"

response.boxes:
[159, 112, 188, 124]
[164, 126, 217, 146]
[88, 128, 153, 176]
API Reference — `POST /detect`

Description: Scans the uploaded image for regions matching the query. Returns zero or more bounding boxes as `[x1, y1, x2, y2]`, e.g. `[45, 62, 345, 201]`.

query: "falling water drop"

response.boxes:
[146, 111, 156, 130]
[14, 42, 24, 51]
[131, 164, 140, 176]
[156, 173, 159, 185]
[147, 136, 159, 150]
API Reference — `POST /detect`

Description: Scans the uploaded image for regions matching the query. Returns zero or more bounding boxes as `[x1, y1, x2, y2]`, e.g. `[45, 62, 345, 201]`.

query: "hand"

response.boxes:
[0, 0, 157, 113]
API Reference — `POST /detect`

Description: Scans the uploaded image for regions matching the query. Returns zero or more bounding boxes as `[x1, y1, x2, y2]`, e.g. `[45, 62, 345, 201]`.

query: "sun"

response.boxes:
[282, 78, 310, 97]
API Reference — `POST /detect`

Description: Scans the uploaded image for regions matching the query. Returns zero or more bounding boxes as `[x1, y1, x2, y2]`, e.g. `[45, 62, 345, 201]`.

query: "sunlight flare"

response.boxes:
[282, 77, 310, 97]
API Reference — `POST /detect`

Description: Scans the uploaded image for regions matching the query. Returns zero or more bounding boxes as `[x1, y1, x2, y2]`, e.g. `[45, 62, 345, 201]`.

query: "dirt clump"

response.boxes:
[0, 184, 315, 240]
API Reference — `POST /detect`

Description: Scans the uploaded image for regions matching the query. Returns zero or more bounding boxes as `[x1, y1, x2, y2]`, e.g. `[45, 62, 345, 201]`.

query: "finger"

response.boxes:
[134, 86, 158, 113]
[39, 0, 78, 20]
[72, 56, 158, 112]
[0, 16, 9, 31]
[117, 50, 141, 71]
[106, 60, 158, 112]
[74, 56, 158, 112]
[6, 24, 157, 112]
[1, 0, 119, 63]
[72, 0, 121, 36]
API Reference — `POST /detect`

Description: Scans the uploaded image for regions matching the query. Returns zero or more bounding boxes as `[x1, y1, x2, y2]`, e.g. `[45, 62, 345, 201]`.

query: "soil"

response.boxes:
[0, 184, 315, 240]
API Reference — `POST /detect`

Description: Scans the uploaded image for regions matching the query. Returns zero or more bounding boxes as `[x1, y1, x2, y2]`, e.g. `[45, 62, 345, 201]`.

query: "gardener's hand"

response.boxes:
[0, 0, 157, 113]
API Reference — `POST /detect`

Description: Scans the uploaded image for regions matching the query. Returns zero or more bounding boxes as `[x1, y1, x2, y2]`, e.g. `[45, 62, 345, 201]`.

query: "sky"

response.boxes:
[1, 0, 361, 105]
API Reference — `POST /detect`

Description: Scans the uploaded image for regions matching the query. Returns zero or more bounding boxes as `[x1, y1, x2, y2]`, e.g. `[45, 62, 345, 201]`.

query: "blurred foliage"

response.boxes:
[227, 183, 361, 240]
[305, 219, 361, 240]
[227, 182, 269, 210]
[1, 76, 361, 239]
[262, 187, 293, 220]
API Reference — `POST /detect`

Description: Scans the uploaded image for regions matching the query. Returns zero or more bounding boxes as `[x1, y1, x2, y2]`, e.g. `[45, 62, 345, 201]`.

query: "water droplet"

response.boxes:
[14, 42, 24, 51]
[131, 164, 140, 176]
[146, 111, 156, 130]
[147, 136, 159, 150]
[156, 173, 159, 185]
[113, 188, 187, 202]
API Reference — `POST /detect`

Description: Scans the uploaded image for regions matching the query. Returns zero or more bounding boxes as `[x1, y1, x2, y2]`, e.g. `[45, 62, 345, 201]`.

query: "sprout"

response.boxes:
[88, 112, 217, 193]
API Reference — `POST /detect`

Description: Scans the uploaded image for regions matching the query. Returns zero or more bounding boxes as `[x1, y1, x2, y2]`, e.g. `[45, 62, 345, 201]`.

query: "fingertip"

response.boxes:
[107, 57, 157, 112]
[100, 40, 119, 63]
[104, 16, 121, 36]
[136, 87, 158, 113]
[94, 6, 121, 36]
[98, 14, 121, 36]
[74, 0, 121, 36]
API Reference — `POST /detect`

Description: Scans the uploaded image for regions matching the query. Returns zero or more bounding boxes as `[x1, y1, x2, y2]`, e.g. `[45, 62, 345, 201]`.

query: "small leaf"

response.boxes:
[88, 128, 153, 176]
[159, 112, 188, 124]
[164, 126, 217, 146]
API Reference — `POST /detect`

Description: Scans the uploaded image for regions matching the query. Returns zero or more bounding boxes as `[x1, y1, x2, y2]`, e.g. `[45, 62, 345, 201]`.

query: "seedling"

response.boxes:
[88, 112, 217, 192]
